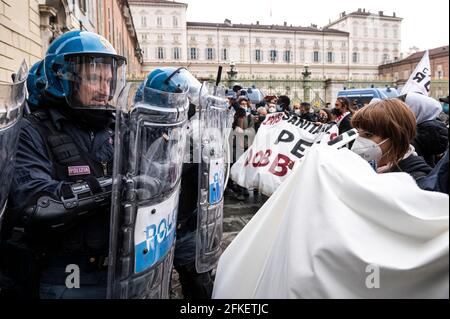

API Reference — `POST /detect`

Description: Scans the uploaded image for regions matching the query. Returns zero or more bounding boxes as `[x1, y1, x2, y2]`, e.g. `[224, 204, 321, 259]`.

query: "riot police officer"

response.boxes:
[134, 67, 216, 299]
[1, 31, 126, 298]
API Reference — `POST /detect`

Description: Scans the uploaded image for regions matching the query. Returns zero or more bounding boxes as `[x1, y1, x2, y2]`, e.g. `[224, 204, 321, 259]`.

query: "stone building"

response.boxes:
[1, 0, 143, 82]
[0, 0, 42, 82]
[129, 1, 402, 82]
[379, 45, 449, 81]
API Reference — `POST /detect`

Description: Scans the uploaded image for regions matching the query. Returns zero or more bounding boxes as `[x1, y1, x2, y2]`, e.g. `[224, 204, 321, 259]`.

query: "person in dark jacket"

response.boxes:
[299, 102, 317, 122]
[403, 92, 449, 167]
[417, 150, 449, 194]
[351, 98, 432, 182]
[333, 97, 354, 135]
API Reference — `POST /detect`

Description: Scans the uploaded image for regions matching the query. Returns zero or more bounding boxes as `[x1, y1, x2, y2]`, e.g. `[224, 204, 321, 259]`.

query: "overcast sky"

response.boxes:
[184, 0, 449, 53]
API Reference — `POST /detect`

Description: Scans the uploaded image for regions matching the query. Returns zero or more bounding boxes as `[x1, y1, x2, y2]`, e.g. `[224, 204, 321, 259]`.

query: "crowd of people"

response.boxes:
[226, 83, 449, 199]
[0, 28, 448, 300]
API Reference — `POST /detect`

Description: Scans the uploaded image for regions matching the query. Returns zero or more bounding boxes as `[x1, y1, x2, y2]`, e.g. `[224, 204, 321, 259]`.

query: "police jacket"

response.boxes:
[7, 106, 114, 255]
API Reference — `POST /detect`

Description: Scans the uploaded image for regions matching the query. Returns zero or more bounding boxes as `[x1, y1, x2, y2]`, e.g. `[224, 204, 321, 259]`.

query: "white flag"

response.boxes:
[400, 50, 431, 96]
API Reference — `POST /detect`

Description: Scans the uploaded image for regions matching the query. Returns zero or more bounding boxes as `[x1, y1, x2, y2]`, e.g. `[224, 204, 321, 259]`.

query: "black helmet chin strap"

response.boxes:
[164, 67, 188, 86]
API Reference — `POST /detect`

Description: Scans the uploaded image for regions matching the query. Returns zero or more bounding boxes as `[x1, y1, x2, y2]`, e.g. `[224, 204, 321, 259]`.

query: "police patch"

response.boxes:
[68, 165, 91, 176]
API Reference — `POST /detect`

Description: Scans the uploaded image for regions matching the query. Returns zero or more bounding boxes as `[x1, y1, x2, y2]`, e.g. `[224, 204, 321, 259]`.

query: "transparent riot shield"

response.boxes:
[0, 60, 27, 233]
[107, 83, 189, 299]
[195, 82, 234, 273]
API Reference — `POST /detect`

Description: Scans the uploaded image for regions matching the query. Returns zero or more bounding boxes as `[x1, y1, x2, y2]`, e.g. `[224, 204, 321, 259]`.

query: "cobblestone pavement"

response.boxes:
[170, 188, 268, 299]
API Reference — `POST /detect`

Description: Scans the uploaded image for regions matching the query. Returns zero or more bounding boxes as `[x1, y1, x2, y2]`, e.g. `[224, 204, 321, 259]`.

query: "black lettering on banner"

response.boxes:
[274, 129, 294, 145]
[282, 113, 291, 121]
[287, 116, 298, 125]
[291, 139, 313, 159]
[298, 119, 310, 129]
[413, 72, 426, 83]
[424, 81, 431, 92]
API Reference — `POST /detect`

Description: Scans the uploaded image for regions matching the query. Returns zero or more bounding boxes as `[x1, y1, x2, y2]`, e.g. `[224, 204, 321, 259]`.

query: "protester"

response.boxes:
[253, 106, 268, 133]
[401, 92, 448, 167]
[333, 97, 354, 134]
[276, 95, 291, 112]
[316, 108, 333, 124]
[299, 102, 316, 122]
[351, 98, 432, 182]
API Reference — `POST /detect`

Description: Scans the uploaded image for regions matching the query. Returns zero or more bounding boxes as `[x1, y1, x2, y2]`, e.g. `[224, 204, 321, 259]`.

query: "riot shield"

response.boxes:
[0, 60, 27, 234]
[107, 83, 189, 299]
[195, 82, 234, 273]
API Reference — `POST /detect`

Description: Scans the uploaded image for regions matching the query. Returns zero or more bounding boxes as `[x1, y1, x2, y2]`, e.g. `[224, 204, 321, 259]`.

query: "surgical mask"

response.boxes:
[294, 109, 301, 115]
[276, 104, 283, 112]
[268, 107, 276, 113]
[351, 136, 389, 162]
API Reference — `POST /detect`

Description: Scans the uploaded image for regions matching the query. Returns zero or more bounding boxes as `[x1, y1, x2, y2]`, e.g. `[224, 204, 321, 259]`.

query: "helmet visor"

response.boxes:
[61, 55, 126, 110]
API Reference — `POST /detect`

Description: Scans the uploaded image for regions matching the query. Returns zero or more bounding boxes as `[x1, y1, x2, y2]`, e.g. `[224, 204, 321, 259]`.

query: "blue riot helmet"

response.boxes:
[142, 67, 202, 107]
[42, 30, 127, 110]
[27, 60, 46, 109]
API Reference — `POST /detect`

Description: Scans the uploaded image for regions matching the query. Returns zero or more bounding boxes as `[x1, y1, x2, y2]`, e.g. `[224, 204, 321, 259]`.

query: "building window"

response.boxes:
[173, 16, 178, 27]
[173, 47, 181, 60]
[327, 52, 334, 63]
[363, 53, 368, 64]
[239, 37, 245, 44]
[271, 39, 276, 46]
[206, 48, 214, 60]
[313, 51, 320, 63]
[240, 48, 245, 62]
[269, 50, 277, 62]
[173, 34, 179, 43]
[79, 0, 87, 13]
[341, 41, 346, 48]
[255, 37, 261, 46]
[382, 53, 389, 63]
[221, 48, 228, 61]
[284, 50, 291, 63]
[353, 25, 358, 36]
[157, 47, 164, 59]
[341, 52, 347, 64]
[157, 17, 163, 27]
[352, 52, 359, 63]
[314, 40, 319, 48]
[384, 28, 388, 38]
[373, 28, 378, 38]
[364, 27, 368, 37]
[393, 28, 398, 38]
[328, 41, 333, 49]
[255, 49, 262, 62]
[190, 36, 196, 42]
[157, 34, 163, 42]
[190, 47, 198, 60]
[299, 51, 305, 62]
[141, 16, 147, 27]
[299, 39, 305, 48]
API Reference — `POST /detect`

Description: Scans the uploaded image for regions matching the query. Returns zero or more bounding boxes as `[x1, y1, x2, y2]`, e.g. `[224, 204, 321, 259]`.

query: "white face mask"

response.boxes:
[294, 109, 301, 114]
[351, 136, 389, 162]
[268, 107, 276, 113]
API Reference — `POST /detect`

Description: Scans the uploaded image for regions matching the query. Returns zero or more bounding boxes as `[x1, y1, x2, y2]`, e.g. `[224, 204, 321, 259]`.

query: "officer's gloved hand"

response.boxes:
[132, 175, 164, 200]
